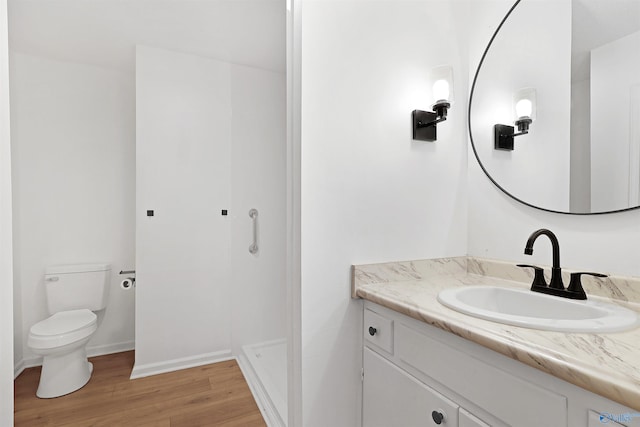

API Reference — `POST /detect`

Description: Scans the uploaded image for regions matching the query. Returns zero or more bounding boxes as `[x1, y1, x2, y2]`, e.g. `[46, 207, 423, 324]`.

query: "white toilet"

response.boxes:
[27, 263, 111, 398]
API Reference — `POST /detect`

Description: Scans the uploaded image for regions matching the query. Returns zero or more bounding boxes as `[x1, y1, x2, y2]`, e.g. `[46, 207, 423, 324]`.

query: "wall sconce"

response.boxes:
[412, 66, 454, 141]
[494, 88, 537, 151]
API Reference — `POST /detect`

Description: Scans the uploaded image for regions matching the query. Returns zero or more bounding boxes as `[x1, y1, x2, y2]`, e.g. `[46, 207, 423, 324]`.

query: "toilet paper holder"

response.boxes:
[120, 277, 135, 289]
[119, 270, 136, 290]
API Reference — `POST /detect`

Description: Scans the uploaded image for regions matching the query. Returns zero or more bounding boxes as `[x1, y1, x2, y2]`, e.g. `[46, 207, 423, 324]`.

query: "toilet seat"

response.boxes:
[28, 309, 97, 350]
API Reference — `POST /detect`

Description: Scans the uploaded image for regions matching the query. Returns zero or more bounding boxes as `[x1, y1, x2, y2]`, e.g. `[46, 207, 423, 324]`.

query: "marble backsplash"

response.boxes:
[352, 256, 640, 306]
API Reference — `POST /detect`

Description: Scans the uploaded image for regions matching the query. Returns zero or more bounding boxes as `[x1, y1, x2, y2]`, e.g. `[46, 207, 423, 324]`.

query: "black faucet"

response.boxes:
[518, 228, 607, 300]
[524, 229, 564, 290]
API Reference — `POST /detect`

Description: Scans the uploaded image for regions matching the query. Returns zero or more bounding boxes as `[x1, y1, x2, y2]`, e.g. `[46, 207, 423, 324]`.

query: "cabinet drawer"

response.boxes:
[363, 348, 459, 427]
[364, 309, 393, 354]
[395, 323, 567, 427]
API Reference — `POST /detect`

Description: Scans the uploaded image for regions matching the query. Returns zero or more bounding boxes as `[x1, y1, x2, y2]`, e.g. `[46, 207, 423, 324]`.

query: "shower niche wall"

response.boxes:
[135, 46, 287, 424]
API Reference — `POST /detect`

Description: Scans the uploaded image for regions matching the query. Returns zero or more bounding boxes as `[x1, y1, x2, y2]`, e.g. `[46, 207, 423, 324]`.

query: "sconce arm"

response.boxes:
[494, 116, 532, 151]
[416, 115, 447, 128]
[511, 129, 529, 138]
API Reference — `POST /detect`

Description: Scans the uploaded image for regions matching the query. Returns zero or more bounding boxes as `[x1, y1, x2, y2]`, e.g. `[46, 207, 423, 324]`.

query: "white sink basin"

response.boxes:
[437, 286, 639, 333]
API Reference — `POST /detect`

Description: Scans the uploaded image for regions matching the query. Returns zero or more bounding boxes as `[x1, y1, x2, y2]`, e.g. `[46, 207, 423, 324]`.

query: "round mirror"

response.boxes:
[469, 0, 640, 214]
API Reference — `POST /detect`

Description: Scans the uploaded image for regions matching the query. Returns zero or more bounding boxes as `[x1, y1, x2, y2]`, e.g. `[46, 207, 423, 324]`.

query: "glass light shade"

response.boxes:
[429, 65, 454, 105]
[432, 79, 450, 103]
[515, 99, 532, 118]
[513, 87, 536, 121]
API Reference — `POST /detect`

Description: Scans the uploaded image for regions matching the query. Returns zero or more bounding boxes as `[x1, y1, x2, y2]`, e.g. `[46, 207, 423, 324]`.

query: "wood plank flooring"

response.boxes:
[14, 351, 266, 427]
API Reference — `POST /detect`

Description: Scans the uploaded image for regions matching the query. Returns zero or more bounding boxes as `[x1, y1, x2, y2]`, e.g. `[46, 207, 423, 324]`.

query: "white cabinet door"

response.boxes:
[363, 348, 459, 427]
[459, 408, 491, 427]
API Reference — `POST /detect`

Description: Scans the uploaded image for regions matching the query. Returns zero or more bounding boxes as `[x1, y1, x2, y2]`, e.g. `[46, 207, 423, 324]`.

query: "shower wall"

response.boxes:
[135, 46, 233, 374]
[135, 46, 285, 376]
[229, 64, 286, 357]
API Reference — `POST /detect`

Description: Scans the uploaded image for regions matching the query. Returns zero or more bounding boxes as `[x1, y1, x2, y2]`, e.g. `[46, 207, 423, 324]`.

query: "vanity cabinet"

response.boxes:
[362, 301, 634, 427]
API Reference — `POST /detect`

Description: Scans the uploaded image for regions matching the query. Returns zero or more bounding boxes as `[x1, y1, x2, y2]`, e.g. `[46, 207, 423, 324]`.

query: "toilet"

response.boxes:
[27, 263, 111, 398]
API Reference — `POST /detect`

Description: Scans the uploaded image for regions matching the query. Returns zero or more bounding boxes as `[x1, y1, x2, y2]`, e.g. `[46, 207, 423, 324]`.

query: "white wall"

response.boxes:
[467, 2, 640, 278]
[230, 64, 286, 356]
[301, 1, 468, 425]
[0, 0, 14, 422]
[570, 78, 591, 212]
[135, 46, 233, 371]
[591, 30, 640, 212]
[470, 0, 571, 212]
[286, 0, 303, 423]
[10, 53, 136, 369]
[135, 46, 286, 374]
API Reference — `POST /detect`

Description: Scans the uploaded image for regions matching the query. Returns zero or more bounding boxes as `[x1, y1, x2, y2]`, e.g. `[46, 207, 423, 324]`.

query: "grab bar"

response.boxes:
[249, 208, 258, 254]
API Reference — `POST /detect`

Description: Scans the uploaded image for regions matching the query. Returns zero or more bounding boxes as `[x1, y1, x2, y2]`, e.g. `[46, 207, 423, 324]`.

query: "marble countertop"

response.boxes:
[352, 257, 640, 411]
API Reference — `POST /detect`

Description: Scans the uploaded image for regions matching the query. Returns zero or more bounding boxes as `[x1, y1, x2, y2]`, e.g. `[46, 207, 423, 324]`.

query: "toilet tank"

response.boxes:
[44, 263, 111, 314]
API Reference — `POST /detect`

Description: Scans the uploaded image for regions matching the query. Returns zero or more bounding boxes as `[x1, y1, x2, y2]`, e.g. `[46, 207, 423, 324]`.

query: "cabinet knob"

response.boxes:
[368, 326, 377, 336]
[431, 410, 444, 425]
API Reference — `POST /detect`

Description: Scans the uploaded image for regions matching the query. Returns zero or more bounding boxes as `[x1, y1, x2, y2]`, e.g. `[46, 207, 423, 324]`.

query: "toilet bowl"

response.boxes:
[27, 263, 111, 398]
[28, 309, 98, 398]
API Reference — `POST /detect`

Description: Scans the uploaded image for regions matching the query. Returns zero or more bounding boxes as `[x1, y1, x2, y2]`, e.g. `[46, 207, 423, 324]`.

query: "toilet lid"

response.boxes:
[30, 309, 97, 336]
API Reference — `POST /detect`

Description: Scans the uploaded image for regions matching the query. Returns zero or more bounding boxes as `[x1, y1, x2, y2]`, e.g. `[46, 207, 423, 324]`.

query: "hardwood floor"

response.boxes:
[14, 351, 266, 427]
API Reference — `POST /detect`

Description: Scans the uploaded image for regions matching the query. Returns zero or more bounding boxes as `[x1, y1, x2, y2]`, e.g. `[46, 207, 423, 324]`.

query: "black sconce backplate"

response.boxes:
[412, 110, 437, 141]
[494, 124, 515, 151]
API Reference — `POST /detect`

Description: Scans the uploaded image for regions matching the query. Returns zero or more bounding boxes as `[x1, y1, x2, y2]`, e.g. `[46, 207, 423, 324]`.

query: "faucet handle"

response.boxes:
[567, 272, 608, 300]
[516, 264, 547, 288]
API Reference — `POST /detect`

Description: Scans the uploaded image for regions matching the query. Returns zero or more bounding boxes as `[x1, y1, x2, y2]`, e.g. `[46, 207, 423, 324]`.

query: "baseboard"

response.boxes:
[14, 340, 136, 379]
[17, 356, 43, 374]
[130, 349, 233, 380]
[237, 353, 286, 427]
[14, 359, 25, 380]
[87, 340, 135, 358]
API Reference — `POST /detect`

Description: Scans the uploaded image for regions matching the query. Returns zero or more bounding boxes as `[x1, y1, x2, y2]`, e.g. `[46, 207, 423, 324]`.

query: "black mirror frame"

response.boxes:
[468, 0, 640, 216]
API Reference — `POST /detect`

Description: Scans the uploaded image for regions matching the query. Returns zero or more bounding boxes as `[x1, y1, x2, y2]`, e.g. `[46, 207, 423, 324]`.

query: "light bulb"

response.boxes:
[515, 98, 532, 119]
[432, 79, 450, 103]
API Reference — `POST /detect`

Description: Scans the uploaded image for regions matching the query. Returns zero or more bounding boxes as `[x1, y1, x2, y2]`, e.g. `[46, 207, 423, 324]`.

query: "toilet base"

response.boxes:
[36, 346, 93, 398]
